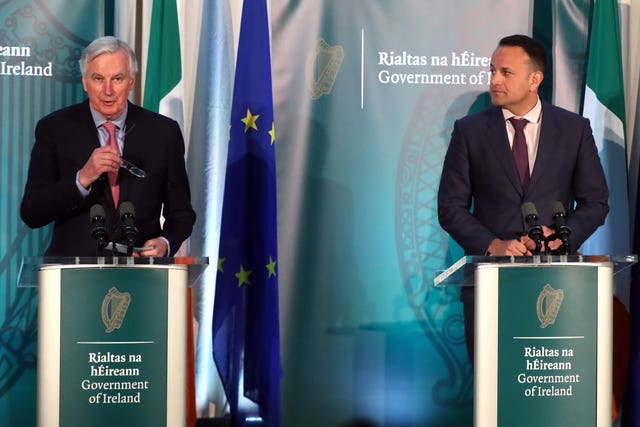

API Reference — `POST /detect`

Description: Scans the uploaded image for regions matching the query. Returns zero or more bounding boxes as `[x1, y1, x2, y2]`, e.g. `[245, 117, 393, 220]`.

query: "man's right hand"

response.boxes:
[77, 146, 122, 189]
[487, 238, 532, 256]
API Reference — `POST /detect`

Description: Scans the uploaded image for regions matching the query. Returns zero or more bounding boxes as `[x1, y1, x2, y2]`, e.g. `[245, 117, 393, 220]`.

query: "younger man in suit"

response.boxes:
[437, 34, 609, 361]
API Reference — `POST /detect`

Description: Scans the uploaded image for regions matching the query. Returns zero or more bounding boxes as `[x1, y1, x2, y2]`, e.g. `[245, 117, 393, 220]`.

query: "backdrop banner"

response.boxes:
[0, 0, 602, 426]
[271, 1, 586, 425]
[0, 1, 103, 425]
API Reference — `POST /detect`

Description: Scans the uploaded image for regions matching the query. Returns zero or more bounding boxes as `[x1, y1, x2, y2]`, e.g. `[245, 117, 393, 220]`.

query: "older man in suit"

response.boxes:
[21, 36, 196, 257]
[437, 34, 609, 361]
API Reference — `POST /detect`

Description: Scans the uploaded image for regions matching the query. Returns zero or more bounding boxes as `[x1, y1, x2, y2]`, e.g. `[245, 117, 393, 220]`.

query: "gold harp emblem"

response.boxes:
[102, 287, 131, 333]
[536, 284, 564, 329]
[307, 38, 344, 100]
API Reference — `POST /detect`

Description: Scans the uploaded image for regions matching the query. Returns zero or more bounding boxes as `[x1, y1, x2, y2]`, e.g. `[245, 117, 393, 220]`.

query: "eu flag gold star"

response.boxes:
[235, 264, 252, 287]
[241, 108, 260, 132]
[266, 256, 277, 278]
[269, 122, 276, 145]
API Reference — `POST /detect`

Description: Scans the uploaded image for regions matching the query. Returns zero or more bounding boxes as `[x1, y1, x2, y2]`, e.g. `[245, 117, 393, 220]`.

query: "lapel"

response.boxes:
[529, 101, 557, 191]
[485, 107, 523, 195]
[118, 102, 139, 202]
[78, 100, 102, 160]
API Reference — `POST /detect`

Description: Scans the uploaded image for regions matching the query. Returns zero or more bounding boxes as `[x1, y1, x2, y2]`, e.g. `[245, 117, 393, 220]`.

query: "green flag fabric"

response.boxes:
[143, 0, 184, 130]
[580, 0, 628, 258]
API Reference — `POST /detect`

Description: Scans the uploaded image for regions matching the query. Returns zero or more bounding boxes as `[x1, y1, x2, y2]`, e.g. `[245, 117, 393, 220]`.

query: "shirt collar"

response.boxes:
[90, 103, 128, 130]
[502, 97, 542, 124]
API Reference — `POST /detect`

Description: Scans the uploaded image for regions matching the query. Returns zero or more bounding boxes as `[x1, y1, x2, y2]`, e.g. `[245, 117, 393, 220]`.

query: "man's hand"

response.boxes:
[487, 238, 532, 256]
[541, 225, 562, 251]
[78, 146, 122, 188]
[519, 225, 563, 252]
[136, 238, 168, 257]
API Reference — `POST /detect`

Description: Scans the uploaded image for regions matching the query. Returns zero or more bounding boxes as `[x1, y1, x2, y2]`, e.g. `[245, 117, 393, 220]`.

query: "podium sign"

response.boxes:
[477, 264, 604, 427]
[37, 264, 188, 427]
[434, 255, 636, 427]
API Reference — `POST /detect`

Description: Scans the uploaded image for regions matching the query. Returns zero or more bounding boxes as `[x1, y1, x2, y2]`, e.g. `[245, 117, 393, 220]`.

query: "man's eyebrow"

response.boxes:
[493, 65, 513, 72]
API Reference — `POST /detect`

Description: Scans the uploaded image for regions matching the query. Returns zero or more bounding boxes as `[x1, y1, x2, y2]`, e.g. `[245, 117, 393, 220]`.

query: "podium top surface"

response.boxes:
[18, 256, 209, 288]
[434, 254, 638, 287]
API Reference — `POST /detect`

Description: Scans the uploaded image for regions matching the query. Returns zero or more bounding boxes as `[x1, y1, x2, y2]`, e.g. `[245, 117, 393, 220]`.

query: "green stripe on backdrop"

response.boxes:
[532, 0, 554, 103]
[104, 0, 115, 35]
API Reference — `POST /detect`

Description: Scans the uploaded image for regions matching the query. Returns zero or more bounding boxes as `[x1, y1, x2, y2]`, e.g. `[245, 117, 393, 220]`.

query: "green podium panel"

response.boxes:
[37, 264, 188, 427]
[475, 263, 611, 427]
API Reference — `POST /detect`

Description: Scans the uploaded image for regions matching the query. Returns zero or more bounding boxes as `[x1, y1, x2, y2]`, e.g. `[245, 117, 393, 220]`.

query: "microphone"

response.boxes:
[551, 201, 571, 254]
[118, 201, 138, 255]
[521, 202, 543, 254]
[89, 204, 108, 251]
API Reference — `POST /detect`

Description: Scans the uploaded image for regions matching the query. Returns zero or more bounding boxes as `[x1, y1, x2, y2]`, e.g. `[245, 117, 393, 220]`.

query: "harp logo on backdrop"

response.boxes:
[537, 284, 564, 328]
[102, 287, 132, 333]
[307, 38, 344, 100]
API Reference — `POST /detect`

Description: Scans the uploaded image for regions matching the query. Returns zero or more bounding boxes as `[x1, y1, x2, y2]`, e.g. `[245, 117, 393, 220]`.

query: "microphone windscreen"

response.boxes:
[551, 201, 566, 216]
[118, 201, 135, 217]
[521, 202, 538, 219]
[90, 204, 105, 220]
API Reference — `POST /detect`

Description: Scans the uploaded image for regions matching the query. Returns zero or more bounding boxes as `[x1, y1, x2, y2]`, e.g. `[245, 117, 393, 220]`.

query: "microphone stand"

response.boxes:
[119, 202, 138, 256]
[525, 221, 543, 255]
[547, 232, 570, 255]
[551, 203, 571, 255]
[521, 202, 543, 255]
[89, 204, 109, 255]
[530, 232, 543, 255]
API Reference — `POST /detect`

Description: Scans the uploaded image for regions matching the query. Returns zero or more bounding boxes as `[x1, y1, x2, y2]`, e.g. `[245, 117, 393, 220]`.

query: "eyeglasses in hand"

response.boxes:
[120, 159, 147, 178]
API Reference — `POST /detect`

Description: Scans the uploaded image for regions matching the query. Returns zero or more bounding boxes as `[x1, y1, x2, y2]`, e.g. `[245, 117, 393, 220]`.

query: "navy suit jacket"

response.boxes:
[438, 100, 609, 255]
[21, 100, 196, 256]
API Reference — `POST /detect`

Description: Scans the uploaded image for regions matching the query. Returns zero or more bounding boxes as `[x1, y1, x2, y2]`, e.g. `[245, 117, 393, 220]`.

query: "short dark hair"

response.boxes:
[498, 34, 547, 72]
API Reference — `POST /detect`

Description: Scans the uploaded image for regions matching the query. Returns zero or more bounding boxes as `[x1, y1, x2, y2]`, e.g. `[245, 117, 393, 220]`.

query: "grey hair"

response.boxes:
[79, 36, 139, 77]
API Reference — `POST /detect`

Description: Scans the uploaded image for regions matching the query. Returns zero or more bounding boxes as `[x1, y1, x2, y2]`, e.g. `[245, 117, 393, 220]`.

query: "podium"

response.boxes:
[18, 256, 208, 427]
[434, 254, 636, 427]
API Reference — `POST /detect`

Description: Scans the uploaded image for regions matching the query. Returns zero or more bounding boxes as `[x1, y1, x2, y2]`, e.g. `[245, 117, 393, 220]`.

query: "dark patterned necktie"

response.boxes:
[509, 117, 530, 192]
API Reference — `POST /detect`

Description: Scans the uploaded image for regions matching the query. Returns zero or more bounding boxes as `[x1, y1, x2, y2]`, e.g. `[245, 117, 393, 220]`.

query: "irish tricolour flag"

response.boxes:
[143, 0, 184, 131]
[580, 0, 628, 258]
[579, 0, 629, 420]
[141, 0, 192, 423]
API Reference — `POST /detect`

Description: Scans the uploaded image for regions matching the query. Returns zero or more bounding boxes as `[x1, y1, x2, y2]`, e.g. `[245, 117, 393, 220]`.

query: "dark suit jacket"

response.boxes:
[438, 100, 609, 255]
[21, 100, 196, 256]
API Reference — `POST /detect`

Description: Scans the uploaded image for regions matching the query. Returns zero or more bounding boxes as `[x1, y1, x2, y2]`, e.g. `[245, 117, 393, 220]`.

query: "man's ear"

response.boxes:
[530, 70, 543, 91]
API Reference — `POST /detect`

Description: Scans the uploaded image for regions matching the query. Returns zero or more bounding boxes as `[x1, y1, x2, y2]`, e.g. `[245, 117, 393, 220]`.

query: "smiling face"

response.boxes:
[81, 49, 135, 120]
[489, 45, 543, 116]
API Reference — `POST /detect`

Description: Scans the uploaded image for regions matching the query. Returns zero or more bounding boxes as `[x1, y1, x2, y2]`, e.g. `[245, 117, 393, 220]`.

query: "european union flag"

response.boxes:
[212, 0, 281, 426]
